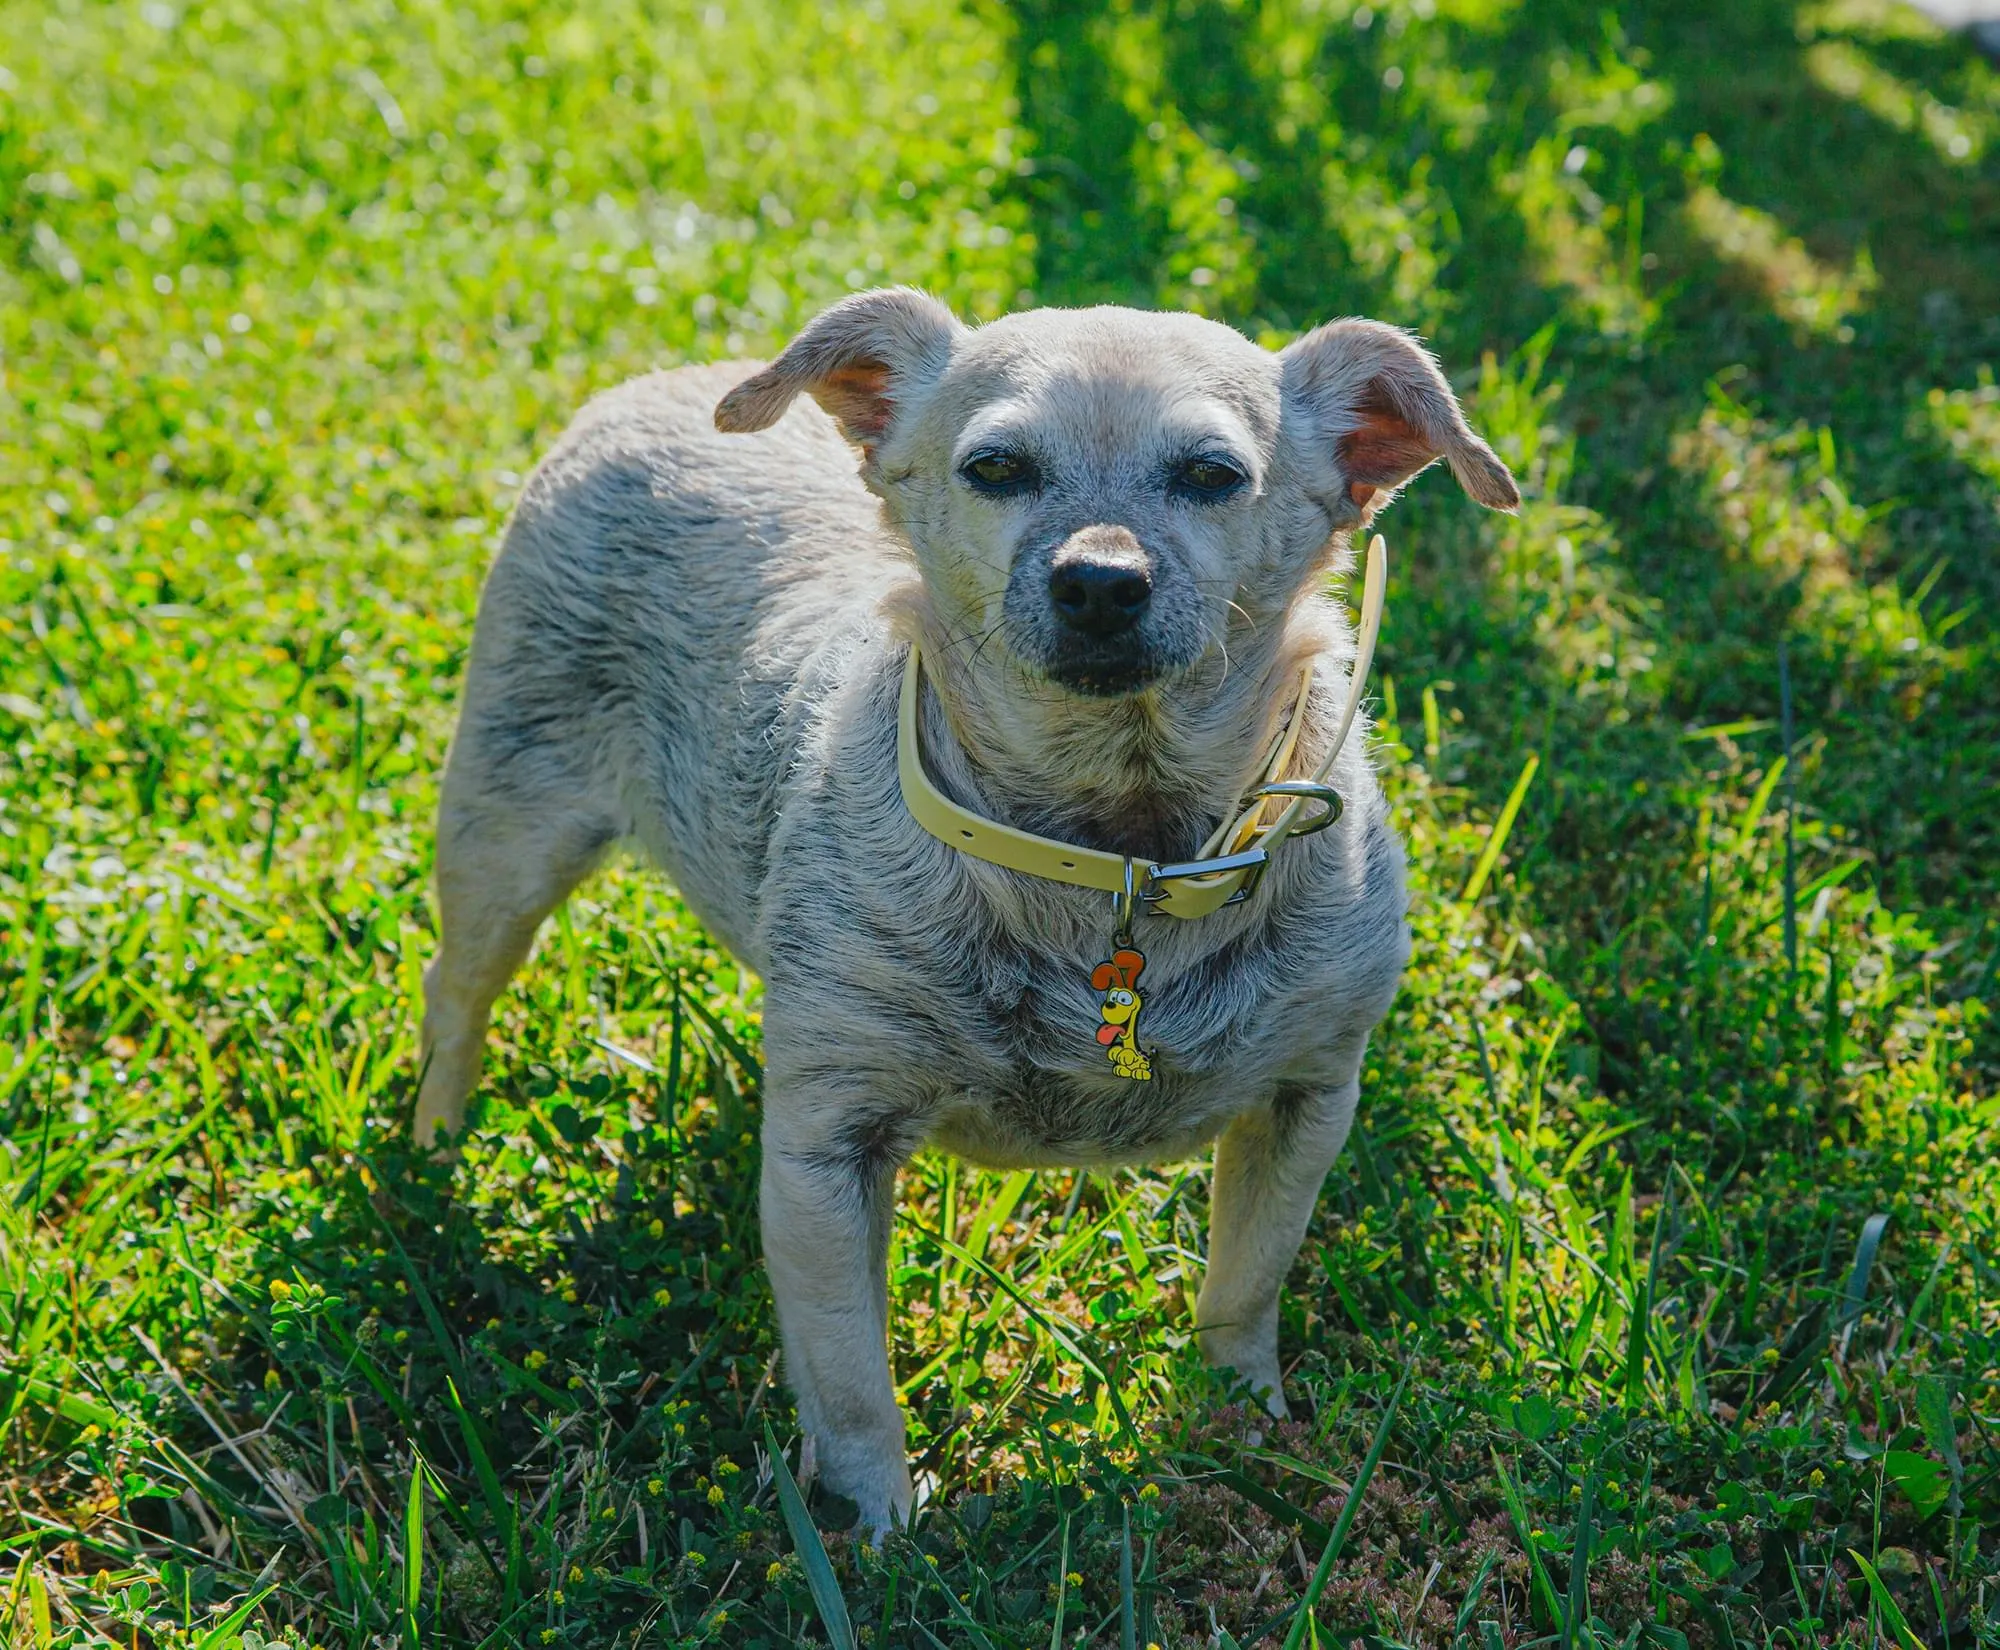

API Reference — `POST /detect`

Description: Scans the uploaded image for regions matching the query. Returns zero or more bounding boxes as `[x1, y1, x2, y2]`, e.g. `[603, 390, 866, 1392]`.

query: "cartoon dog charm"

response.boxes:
[1091, 947, 1153, 1081]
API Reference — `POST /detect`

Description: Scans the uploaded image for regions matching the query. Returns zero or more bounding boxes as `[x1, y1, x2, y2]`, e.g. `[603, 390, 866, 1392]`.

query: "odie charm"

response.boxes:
[1091, 946, 1153, 1080]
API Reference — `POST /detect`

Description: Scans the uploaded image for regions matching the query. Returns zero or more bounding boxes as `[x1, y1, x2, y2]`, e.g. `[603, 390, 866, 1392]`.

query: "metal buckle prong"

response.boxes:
[1245, 779, 1344, 837]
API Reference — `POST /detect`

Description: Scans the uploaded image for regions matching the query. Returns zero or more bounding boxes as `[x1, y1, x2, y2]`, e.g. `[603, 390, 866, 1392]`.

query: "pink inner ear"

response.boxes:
[1337, 409, 1437, 490]
[817, 359, 894, 441]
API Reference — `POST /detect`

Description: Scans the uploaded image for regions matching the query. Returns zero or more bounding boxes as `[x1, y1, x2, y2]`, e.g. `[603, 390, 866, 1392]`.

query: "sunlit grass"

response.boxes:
[1680, 186, 1878, 339]
[1805, 37, 1993, 166]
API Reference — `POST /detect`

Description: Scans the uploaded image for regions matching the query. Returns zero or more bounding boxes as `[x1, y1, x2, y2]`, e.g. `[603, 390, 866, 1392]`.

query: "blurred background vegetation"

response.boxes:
[1, 0, 1997, 1645]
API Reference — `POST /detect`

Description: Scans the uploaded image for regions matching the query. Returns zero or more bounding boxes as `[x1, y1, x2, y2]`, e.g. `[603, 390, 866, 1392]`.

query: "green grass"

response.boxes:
[2, 0, 1997, 1643]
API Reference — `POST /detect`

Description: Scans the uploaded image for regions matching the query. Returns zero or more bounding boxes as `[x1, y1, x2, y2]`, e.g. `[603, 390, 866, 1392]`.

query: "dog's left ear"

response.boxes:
[714, 287, 963, 455]
[1280, 319, 1519, 515]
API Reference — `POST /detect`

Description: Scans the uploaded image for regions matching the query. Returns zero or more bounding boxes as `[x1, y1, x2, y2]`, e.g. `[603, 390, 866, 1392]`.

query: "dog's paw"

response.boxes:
[850, 1485, 913, 1549]
[854, 1506, 898, 1549]
[817, 1440, 913, 1549]
[1198, 1334, 1286, 1419]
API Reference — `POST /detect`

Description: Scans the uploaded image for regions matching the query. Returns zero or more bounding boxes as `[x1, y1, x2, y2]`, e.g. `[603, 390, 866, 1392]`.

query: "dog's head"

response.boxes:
[716, 288, 1517, 701]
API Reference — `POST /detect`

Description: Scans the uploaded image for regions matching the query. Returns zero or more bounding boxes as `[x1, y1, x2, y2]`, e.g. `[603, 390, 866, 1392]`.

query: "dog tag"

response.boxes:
[1090, 945, 1153, 1081]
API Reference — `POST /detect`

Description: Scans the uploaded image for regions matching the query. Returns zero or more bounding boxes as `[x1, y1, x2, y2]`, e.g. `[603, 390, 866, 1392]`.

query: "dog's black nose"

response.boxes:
[1049, 554, 1151, 638]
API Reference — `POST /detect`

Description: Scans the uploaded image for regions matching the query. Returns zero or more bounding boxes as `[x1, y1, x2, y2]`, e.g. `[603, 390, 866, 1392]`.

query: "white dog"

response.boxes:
[416, 290, 1518, 1536]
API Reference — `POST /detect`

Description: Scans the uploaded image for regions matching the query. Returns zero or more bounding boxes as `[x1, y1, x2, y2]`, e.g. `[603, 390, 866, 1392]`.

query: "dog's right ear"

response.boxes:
[713, 287, 963, 454]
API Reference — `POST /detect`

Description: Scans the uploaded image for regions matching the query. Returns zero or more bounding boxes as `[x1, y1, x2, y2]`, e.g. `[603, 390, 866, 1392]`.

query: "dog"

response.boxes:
[415, 288, 1518, 1538]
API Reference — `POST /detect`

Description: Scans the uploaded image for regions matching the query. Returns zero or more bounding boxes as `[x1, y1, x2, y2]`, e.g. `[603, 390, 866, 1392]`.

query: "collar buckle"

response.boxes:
[1140, 845, 1271, 908]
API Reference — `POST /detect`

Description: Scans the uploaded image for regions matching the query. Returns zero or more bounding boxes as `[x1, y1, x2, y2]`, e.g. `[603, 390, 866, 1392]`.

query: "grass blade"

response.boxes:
[1848, 1550, 1925, 1650]
[1491, 1448, 1564, 1631]
[1048, 1513, 1071, 1650]
[1760, 1211, 1891, 1406]
[1625, 1175, 1673, 1409]
[906, 1217, 1144, 1454]
[678, 987, 764, 1084]
[1281, 1366, 1409, 1650]
[1914, 1372, 1965, 1515]
[403, 1457, 426, 1650]
[1119, 1500, 1136, 1650]
[1730, 755, 1790, 859]
[1834, 1212, 1891, 1335]
[193, 1586, 275, 1650]
[376, 1216, 476, 1400]
[763, 1421, 857, 1650]
[17, 1375, 118, 1432]
[1170, 1454, 1332, 1548]
[1462, 753, 1539, 902]
[22, 1566, 52, 1647]
[1563, 1469, 1596, 1650]
[1779, 639, 1798, 976]
[443, 1376, 517, 1606]
[1453, 1547, 1501, 1639]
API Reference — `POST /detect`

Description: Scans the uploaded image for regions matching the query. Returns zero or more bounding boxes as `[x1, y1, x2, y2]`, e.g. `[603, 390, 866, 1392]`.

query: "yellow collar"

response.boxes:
[897, 534, 1387, 922]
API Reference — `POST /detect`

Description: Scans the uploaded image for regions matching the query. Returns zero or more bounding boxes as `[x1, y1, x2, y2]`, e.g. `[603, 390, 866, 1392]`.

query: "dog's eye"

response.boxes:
[1174, 456, 1246, 498]
[961, 450, 1038, 493]
[1169, 455, 1248, 500]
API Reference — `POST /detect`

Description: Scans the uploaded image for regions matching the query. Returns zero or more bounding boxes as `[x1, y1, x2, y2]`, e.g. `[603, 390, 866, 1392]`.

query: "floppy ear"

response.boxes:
[713, 286, 963, 454]
[1280, 319, 1519, 515]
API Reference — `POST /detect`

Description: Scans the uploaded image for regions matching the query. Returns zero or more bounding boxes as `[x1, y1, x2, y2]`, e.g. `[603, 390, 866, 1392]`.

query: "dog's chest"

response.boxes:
[945, 1066, 1245, 1168]
[925, 953, 1285, 1167]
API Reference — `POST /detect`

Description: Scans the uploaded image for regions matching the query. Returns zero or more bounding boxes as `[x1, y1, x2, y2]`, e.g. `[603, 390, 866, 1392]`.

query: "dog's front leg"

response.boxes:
[1196, 1077, 1360, 1414]
[760, 1120, 911, 1541]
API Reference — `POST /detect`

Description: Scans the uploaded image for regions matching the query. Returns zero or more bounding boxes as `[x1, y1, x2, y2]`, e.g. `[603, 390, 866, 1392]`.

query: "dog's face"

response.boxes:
[716, 291, 1518, 701]
[892, 310, 1279, 696]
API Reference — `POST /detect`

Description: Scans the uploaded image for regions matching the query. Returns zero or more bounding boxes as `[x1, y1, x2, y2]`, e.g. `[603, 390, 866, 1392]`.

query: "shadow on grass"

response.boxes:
[1011, 0, 2000, 1127]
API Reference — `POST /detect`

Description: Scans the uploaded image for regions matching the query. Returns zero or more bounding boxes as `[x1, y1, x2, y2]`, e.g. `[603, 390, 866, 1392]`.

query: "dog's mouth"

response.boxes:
[1040, 644, 1165, 698]
[1006, 612, 1184, 699]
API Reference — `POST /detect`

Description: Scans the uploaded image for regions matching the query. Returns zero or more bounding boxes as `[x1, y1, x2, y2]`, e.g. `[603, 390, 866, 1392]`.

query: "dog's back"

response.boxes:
[451, 363, 896, 957]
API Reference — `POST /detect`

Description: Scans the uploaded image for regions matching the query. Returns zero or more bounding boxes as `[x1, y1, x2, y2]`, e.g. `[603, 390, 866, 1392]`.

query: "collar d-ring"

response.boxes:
[1112, 856, 1138, 943]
